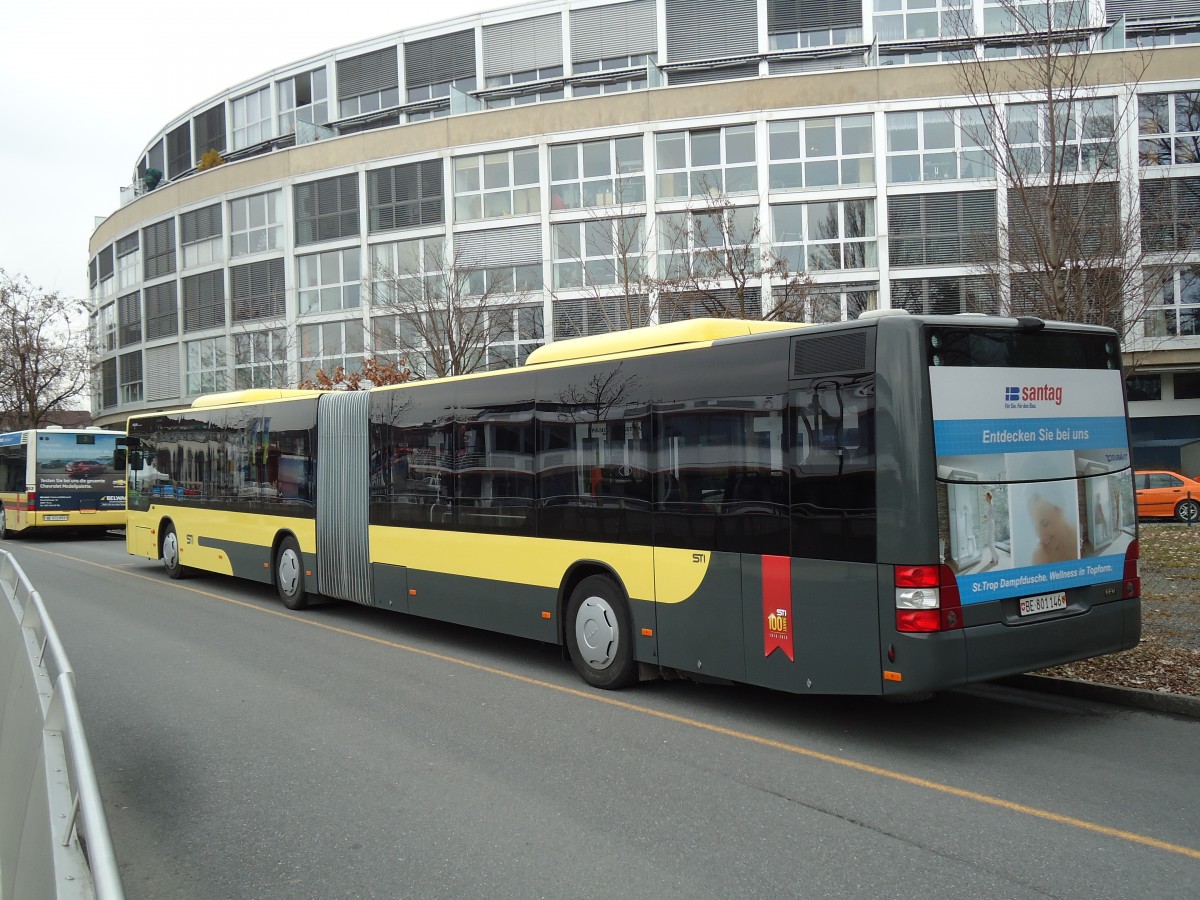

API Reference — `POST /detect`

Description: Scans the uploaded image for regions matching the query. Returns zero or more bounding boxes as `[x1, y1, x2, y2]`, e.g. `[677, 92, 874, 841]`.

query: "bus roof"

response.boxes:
[523, 318, 806, 367]
[190, 389, 324, 409]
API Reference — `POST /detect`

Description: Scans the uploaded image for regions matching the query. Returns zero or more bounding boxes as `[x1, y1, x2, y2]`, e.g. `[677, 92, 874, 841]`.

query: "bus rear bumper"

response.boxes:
[964, 597, 1141, 685]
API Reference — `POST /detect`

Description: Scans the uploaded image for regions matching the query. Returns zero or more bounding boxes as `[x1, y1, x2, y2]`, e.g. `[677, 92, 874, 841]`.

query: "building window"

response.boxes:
[117, 234, 140, 291]
[570, 54, 653, 96]
[298, 248, 361, 314]
[1144, 266, 1200, 338]
[794, 283, 879, 323]
[143, 219, 176, 281]
[300, 320, 364, 382]
[180, 204, 223, 269]
[1124, 374, 1161, 401]
[368, 237, 444, 304]
[98, 303, 117, 352]
[294, 174, 360, 245]
[772, 200, 878, 271]
[230, 191, 284, 257]
[891, 275, 997, 315]
[873, 0, 969, 42]
[1174, 373, 1200, 400]
[278, 68, 329, 134]
[144, 282, 179, 339]
[166, 122, 192, 181]
[887, 191, 997, 266]
[983, 0, 1089, 35]
[1141, 177, 1200, 253]
[231, 86, 272, 150]
[1139, 92, 1200, 167]
[550, 137, 645, 210]
[769, 115, 874, 191]
[367, 160, 444, 232]
[97, 245, 115, 299]
[118, 291, 142, 347]
[119, 350, 143, 404]
[182, 270, 226, 332]
[185, 337, 228, 395]
[337, 47, 400, 119]
[374, 304, 543, 373]
[886, 108, 993, 183]
[656, 125, 757, 200]
[552, 218, 645, 289]
[656, 207, 759, 279]
[1006, 99, 1115, 176]
[100, 358, 118, 409]
[453, 149, 540, 222]
[231, 258, 286, 322]
[234, 329, 287, 389]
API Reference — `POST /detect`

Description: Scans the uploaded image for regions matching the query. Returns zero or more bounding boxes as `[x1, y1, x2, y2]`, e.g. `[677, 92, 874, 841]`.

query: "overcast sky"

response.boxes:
[0, 0, 517, 299]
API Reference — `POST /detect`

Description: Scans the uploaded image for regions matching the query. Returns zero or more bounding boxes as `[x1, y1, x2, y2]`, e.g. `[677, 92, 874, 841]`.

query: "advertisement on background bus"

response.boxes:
[24, 431, 124, 513]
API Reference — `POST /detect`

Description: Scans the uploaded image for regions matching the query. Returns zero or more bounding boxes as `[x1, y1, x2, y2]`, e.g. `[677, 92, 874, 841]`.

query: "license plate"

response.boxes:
[1019, 591, 1067, 616]
[42, 514, 68, 521]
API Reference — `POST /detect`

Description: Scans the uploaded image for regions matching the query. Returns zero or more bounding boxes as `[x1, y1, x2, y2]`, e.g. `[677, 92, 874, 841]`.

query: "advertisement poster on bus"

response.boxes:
[930, 367, 1134, 605]
[31, 432, 124, 512]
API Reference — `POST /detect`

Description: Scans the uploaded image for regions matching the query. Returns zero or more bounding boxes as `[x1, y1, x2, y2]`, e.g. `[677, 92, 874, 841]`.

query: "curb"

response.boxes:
[1001, 674, 1200, 720]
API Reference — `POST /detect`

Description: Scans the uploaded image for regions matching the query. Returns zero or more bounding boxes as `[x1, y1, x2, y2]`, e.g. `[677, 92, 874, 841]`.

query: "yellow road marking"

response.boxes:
[25, 545, 1200, 862]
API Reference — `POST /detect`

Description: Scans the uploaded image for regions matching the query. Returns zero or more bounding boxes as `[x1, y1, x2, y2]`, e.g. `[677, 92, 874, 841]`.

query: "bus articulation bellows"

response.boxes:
[122, 314, 1140, 696]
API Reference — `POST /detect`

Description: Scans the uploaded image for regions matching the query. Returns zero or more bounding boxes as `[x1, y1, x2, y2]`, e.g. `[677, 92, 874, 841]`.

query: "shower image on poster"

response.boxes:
[931, 367, 1133, 605]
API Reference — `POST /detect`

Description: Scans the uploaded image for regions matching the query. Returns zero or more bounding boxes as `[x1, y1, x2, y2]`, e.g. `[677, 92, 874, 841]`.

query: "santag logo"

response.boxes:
[1004, 383, 1064, 409]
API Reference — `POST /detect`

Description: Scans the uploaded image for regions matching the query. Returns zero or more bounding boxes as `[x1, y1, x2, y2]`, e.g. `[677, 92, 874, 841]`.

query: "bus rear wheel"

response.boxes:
[1176, 499, 1200, 524]
[161, 523, 190, 579]
[566, 575, 638, 690]
[274, 536, 308, 610]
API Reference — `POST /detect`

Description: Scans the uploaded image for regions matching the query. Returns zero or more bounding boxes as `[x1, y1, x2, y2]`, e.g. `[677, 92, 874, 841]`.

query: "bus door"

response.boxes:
[651, 343, 790, 684]
[741, 333, 880, 695]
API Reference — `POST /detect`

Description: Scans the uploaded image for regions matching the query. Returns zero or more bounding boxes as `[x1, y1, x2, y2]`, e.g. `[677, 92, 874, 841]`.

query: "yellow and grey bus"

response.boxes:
[122, 315, 1141, 696]
[0, 426, 127, 538]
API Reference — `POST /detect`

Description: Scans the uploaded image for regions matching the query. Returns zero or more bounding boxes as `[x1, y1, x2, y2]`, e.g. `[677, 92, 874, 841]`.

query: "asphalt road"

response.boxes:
[9, 534, 1200, 899]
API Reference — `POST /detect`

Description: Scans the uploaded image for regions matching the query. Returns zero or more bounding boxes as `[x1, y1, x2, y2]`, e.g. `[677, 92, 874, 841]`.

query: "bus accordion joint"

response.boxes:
[1123, 539, 1140, 600]
[894, 564, 962, 633]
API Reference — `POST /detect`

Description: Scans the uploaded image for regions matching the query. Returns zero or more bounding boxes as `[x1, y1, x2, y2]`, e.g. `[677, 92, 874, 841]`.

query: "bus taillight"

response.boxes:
[895, 564, 962, 633]
[1122, 540, 1140, 600]
[25, 492, 36, 512]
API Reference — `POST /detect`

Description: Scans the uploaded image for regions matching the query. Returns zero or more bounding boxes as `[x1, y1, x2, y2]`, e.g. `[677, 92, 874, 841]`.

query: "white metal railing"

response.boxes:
[0, 550, 124, 900]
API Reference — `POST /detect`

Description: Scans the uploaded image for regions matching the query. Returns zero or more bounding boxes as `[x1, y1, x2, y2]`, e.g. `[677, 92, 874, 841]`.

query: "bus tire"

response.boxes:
[566, 575, 638, 690]
[161, 523, 190, 580]
[0, 510, 7, 540]
[1175, 499, 1200, 524]
[274, 535, 308, 610]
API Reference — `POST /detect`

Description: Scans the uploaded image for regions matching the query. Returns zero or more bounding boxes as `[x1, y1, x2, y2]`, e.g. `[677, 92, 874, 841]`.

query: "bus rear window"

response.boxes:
[926, 327, 1119, 370]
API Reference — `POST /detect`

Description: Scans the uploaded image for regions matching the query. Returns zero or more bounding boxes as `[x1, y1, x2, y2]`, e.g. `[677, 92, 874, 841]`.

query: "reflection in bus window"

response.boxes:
[790, 374, 875, 562]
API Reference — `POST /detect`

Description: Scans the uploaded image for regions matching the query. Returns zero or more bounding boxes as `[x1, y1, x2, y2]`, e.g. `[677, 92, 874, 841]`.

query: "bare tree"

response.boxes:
[0, 270, 90, 429]
[651, 186, 817, 322]
[947, 0, 1178, 345]
[368, 238, 535, 378]
[549, 198, 657, 338]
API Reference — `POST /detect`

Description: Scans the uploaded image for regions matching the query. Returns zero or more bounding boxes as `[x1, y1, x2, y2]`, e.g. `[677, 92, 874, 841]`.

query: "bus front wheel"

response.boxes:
[566, 575, 638, 690]
[274, 536, 308, 610]
[161, 523, 190, 579]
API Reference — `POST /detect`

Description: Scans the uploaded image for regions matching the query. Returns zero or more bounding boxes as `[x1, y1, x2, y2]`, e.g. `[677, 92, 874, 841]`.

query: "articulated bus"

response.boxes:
[0, 426, 127, 538]
[122, 314, 1140, 697]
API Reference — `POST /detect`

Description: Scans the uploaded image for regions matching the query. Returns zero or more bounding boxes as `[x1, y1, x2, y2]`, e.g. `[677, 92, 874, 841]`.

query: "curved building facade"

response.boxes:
[88, 0, 1200, 470]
